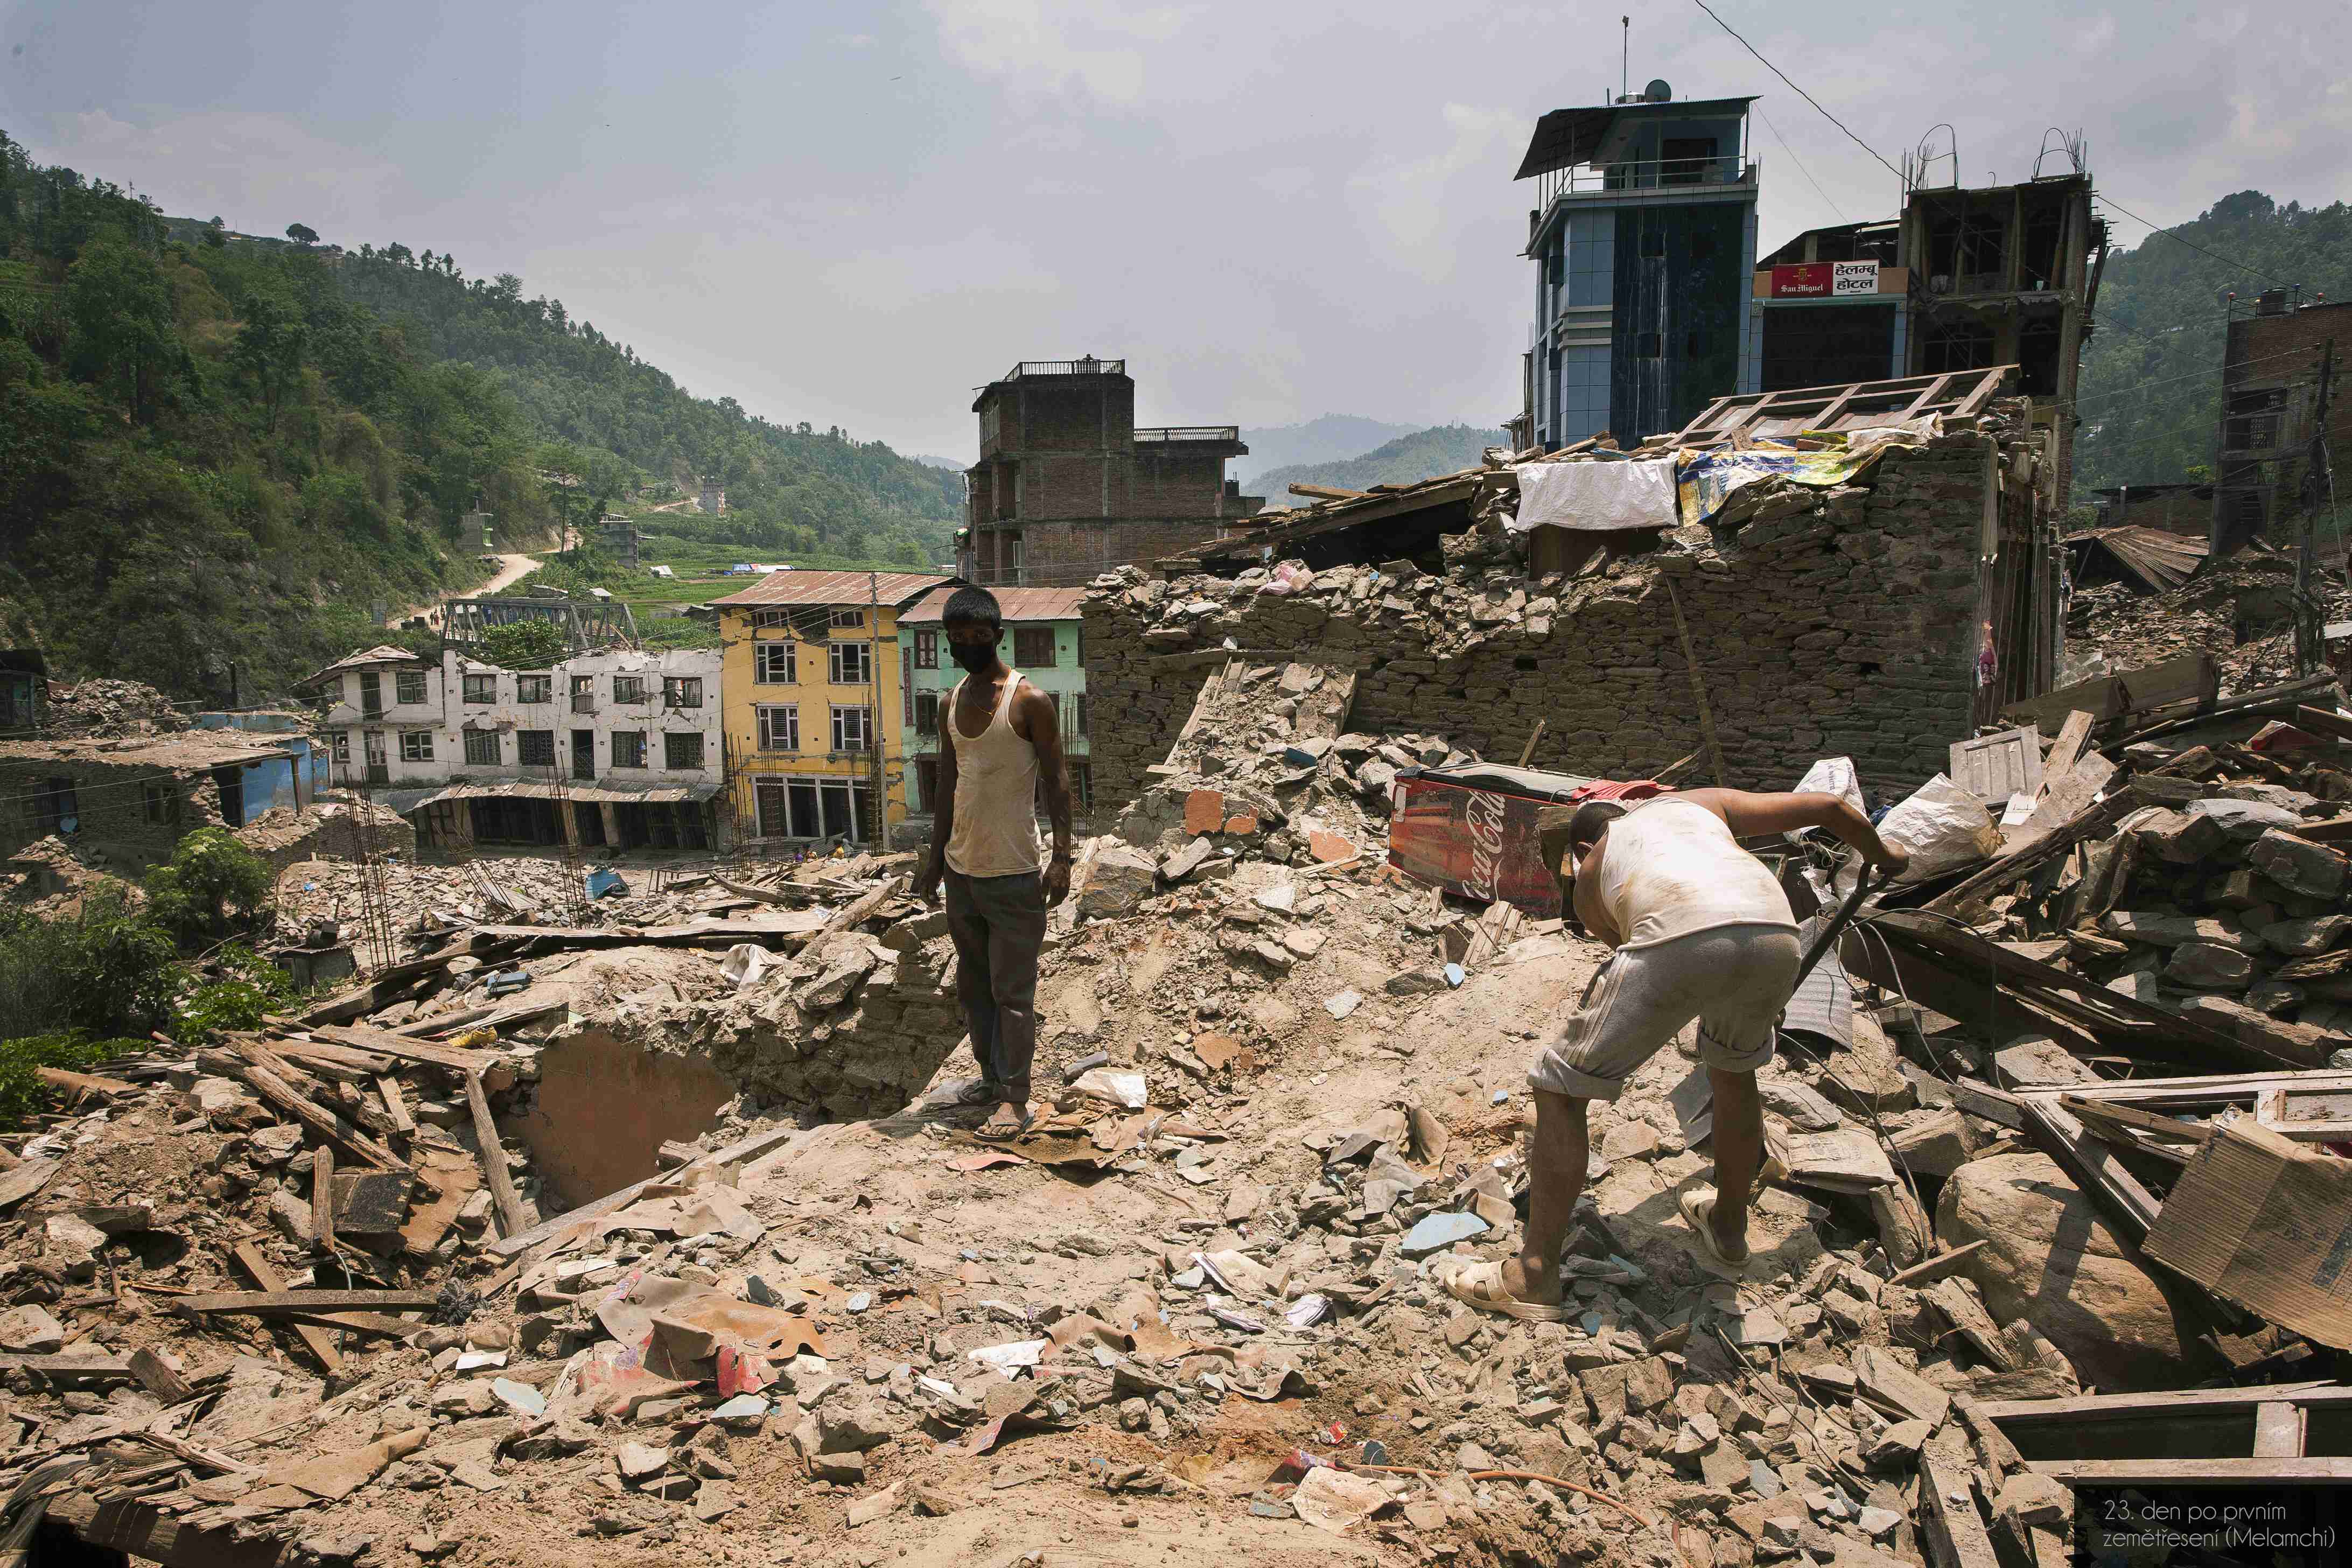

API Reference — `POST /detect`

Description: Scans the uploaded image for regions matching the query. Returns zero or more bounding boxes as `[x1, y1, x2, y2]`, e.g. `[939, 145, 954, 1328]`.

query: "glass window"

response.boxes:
[332, 731, 350, 765]
[663, 676, 703, 708]
[830, 608, 863, 629]
[914, 691, 939, 736]
[753, 608, 790, 629]
[611, 731, 646, 768]
[516, 674, 551, 704]
[665, 732, 704, 769]
[757, 705, 799, 751]
[1074, 693, 1088, 740]
[400, 730, 435, 762]
[518, 730, 555, 767]
[913, 631, 937, 669]
[463, 729, 499, 766]
[142, 780, 180, 824]
[755, 641, 795, 683]
[612, 676, 649, 705]
[831, 705, 871, 753]
[395, 670, 428, 705]
[463, 673, 496, 704]
[829, 642, 871, 685]
[1013, 627, 1056, 667]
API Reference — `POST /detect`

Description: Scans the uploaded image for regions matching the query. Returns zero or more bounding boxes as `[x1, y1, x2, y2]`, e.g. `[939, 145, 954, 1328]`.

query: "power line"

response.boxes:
[2096, 194, 2294, 288]
[1755, 107, 1848, 223]
[1691, 0, 1904, 184]
[2070, 344, 2325, 413]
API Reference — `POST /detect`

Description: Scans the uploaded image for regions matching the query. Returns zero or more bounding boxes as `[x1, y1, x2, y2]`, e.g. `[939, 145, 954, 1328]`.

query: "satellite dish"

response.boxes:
[1644, 79, 1672, 102]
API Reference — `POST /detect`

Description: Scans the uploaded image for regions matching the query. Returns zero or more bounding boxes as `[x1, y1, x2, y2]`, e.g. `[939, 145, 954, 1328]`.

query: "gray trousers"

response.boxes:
[943, 869, 1047, 1101]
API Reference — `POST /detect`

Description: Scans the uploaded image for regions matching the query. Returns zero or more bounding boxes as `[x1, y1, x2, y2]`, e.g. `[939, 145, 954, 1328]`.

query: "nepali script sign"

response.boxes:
[1767, 261, 1880, 298]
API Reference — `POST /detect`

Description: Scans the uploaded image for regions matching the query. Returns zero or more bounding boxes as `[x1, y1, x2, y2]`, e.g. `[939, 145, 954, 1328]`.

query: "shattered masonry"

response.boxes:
[1088, 429, 2017, 809]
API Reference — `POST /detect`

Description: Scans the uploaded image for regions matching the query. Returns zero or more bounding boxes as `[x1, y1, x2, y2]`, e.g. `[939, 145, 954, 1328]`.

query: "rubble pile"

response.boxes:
[2068, 544, 2352, 692]
[43, 677, 188, 737]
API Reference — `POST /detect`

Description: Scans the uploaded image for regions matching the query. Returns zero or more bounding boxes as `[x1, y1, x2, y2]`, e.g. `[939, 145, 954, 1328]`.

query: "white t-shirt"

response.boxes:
[1594, 797, 1797, 949]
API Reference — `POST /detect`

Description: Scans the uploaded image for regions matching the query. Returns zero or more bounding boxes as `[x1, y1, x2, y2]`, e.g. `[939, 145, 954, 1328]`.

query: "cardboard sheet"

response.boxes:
[2145, 1110, 2352, 1349]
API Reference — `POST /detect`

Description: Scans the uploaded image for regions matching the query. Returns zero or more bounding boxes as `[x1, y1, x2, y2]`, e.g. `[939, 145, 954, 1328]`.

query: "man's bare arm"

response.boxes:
[1680, 788, 1908, 874]
[1014, 684, 1075, 904]
[914, 716, 958, 904]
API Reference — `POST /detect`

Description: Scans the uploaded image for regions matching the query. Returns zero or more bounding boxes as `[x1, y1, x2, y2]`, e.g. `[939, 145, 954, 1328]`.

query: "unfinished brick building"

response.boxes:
[1089, 383, 2061, 808]
[961, 359, 1264, 587]
[2212, 294, 2352, 553]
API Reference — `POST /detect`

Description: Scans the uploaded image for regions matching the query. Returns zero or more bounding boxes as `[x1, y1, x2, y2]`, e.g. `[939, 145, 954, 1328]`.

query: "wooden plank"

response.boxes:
[2015, 1096, 2164, 1245]
[1918, 1454, 2002, 1568]
[1887, 1238, 1989, 1287]
[489, 1122, 803, 1257]
[1929, 796, 2123, 915]
[1978, 1381, 2352, 1426]
[2061, 1094, 2214, 1146]
[2292, 705, 2352, 743]
[43, 1492, 290, 1568]
[464, 1070, 527, 1241]
[2027, 1457, 2352, 1485]
[228, 1241, 339, 1374]
[201, 1046, 405, 1173]
[299, 1021, 496, 1072]
[176, 1288, 437, 1315]
[0, 1353, 134, 1383]
[376, 1075, 414, 1135]
[310, 1147, 335, 1256]
[128, 1345, 194, 1404]
[36, 1065, 140, 1102]
[2039, 710, 2098, 787]
[1951, 725, 2044, 804]
[2253, 1401, 2305, 1458]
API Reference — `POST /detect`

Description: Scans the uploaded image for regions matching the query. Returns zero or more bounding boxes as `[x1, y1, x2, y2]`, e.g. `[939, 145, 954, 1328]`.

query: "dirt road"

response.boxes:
[384, 551, 541, 628]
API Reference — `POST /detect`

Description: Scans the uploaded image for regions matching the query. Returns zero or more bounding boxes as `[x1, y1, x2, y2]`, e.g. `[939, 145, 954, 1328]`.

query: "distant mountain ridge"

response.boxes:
[1233, 415, 1418, 487]
[1253, 424, 1507, 506]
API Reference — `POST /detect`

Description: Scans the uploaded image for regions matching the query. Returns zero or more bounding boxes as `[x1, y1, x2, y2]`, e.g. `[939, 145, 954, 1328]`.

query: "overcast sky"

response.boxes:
[11, 1, 2348, 461]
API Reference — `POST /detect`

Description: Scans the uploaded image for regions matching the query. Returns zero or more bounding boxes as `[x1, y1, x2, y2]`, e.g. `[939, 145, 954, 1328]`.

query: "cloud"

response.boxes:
[28, 109, 413, 236]
[1347, 103, 1523, 280]
[923, 0, 1198, 107]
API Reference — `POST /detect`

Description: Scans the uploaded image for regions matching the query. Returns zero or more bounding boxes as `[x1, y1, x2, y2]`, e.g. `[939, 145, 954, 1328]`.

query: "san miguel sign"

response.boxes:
[1768, 261, 1880, 298]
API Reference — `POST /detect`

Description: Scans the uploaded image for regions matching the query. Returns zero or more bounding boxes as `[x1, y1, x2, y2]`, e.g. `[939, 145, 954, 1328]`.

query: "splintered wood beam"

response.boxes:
[310, 1147, 336, 1256]
[174, 1289, 437, 1315]
[1918, 1454, 2001, 1568]
[464, 1070, 528, 1241]
[1288, 482, 1371, 501]
[228, 1241, 340, 1374]
[376, 1075, 414, 1135]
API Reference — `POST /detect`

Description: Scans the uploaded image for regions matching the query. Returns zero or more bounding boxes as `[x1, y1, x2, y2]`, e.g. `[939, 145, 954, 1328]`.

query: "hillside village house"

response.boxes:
[897, 586, 1091, 821]
[309, 643, 724, 851]
[711, 570, 947, 846]
[0, 725, 327, 868]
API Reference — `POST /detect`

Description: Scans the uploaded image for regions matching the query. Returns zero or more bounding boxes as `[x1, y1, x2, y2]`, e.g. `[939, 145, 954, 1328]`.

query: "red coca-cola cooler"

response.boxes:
[1385, 762, 1597, 916]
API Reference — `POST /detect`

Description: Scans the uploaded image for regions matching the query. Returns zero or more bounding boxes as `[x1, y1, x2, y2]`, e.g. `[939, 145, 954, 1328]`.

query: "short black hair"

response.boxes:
[1564, 800, 1628, 856]
[941, 585, 1002, 631]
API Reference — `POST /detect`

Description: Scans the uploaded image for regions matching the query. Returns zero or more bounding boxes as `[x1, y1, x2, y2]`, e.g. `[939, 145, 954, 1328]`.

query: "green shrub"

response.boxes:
[172, 944, 300, 1044]
[478, 617, 568, 670]
[0, 885, 179, 1044]
[141, 826, 272, 942]
[0, 1032, 142, 1123]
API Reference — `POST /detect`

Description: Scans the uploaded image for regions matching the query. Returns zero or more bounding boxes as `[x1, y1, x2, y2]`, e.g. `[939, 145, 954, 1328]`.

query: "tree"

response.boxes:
[479, 618, 568, 670]
[202, 216, 227, 249]
[65, 238, 179, 423]
[285, 222, 319, 246]
[230, 289, 306, 431]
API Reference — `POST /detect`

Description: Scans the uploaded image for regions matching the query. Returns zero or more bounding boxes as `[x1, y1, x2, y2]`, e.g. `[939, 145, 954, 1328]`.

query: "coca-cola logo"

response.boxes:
[1465, 785, 1506, 901]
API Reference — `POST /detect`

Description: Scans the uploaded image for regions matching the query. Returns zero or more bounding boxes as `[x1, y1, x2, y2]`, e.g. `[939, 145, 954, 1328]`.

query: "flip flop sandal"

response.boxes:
[973, 1107, 1034, 1143]
[1677, 1187, 1753, 1275]
[1440, 1258, 1570, 1322]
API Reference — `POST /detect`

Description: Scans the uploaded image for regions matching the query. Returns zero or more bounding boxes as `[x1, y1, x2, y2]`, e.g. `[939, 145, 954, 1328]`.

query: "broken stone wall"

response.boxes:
[1087, 436, 2002, 807]
[0, 757, 225, 869]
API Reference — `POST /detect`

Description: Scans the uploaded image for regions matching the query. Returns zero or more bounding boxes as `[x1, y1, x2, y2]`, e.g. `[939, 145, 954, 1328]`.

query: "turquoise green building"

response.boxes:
[897, 586, 1090, 818]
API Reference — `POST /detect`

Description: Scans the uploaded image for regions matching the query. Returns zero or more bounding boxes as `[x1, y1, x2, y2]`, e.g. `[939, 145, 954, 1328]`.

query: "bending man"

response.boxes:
[914, 586, 1074, 1140]
[1449, 788, 1906, 1319]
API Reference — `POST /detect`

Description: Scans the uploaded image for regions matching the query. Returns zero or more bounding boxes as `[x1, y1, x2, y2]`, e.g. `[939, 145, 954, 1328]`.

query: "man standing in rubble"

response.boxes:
[1447, 788, 1906, 1317]
[913, 586, 1075, 1141]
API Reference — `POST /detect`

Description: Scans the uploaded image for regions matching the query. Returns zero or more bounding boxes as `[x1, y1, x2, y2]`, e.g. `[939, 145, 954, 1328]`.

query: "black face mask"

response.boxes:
[948, 638, 998, 673]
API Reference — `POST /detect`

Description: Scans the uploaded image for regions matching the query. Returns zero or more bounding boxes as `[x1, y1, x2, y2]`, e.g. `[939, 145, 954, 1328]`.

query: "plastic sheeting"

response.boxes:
[1510, 456, 1678, 533]
[1871, 773, 2001, 882]
[1674, 417, 1938, 527]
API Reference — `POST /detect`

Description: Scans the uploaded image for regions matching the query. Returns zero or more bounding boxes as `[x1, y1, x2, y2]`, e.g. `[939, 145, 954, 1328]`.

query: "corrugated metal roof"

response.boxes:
[300, 644, 427, 688]
[404, 780, 723, 809]
[709, 570, 949, 608]
[900, 586, 1087, 625]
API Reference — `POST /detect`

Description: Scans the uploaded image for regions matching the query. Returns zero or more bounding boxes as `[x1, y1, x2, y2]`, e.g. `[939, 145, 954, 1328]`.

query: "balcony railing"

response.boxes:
[1533, 156, 1758, 211]
[1001, 359, 1125, 381]
[1133, 425, 1241, 444]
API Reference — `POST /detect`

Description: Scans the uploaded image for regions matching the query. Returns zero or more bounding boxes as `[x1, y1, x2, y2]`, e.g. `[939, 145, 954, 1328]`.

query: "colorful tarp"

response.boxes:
[1674, 417, 1939, 527]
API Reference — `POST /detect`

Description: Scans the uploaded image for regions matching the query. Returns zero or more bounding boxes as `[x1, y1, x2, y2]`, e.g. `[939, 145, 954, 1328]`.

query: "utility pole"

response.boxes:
[2297, 339, 2335, 675]
[869, 571, 890, 852]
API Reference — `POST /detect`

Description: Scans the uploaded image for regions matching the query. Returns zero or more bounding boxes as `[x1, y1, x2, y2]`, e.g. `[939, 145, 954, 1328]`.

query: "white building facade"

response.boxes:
[315, 645, 725, 852]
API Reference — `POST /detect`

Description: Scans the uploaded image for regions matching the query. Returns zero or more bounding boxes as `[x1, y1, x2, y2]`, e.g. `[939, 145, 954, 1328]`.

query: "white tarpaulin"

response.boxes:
[1510, 457, 1678, 533]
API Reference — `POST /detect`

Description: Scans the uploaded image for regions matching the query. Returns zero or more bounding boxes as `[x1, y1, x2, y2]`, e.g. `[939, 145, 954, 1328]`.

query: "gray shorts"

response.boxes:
[1529, 925, 1802, 1101]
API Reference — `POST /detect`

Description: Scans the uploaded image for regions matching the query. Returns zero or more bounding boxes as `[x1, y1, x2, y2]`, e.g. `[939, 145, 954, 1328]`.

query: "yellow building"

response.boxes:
[712, 569, 949, 845]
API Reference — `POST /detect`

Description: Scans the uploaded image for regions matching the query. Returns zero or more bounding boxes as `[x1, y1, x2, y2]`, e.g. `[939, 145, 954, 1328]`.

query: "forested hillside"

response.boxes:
[0, 132, 534, 703]
[1253, 423, 1504, 505]
[2074, 191, 2352, 498]
[326, 247, 958, 564]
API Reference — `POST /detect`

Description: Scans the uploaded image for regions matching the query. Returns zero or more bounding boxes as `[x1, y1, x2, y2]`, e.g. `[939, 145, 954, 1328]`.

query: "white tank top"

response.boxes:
[1595, 797, 1796, 949]
[944, 670, 1043, 878]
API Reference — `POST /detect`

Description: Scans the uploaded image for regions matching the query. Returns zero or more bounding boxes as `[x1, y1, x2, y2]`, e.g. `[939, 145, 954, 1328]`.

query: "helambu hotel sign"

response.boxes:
[1768, 261, 1880, 297]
